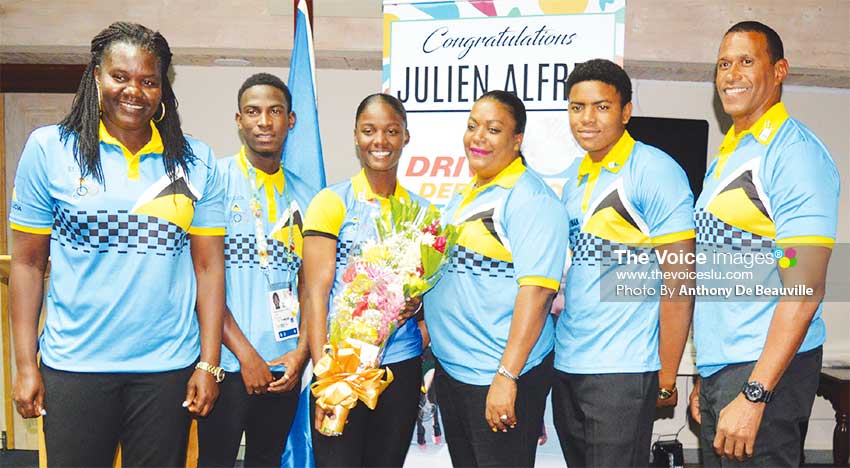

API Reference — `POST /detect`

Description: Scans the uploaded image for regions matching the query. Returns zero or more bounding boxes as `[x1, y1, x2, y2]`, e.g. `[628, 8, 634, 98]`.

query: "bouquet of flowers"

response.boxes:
[312, 197, 458, 436]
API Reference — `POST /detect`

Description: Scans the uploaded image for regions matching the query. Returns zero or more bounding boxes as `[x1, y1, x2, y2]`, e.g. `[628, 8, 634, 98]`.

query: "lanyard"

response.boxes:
[243, 153, 295, 283]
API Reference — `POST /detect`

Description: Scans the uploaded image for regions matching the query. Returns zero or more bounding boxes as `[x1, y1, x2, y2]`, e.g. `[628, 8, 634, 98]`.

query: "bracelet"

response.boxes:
[658, 384, 677, 400]
[497, 365, 519, 382]
[196, 361, 226, 383]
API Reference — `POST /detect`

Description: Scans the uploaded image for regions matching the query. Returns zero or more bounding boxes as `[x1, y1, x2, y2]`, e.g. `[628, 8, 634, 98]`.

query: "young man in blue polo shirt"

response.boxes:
[553, 59, 696, 467]
[197, 73, 317, 467]
[689, 21, 839, 465]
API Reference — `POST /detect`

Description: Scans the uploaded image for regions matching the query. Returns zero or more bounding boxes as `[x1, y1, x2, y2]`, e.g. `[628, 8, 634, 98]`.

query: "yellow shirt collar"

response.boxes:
[713, 102, 789, 178]
[719, 102, 789, 154]
[99, 121, 163, 180]
[351, 169, 410, 202]
[99, 120, 164, 155]
[460, 156, 526, 199]
[577, 130, 635, 182]
[237, 146, 285, 193]
[455, 157, 526, 215]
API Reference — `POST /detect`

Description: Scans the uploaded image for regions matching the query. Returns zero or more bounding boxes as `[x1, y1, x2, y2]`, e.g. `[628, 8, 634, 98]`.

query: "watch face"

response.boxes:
[744, 383, 764, 401]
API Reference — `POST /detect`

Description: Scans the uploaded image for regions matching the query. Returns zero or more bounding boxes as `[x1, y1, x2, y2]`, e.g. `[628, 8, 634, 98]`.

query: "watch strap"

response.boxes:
[196, 361, 225, 383]
[658, 384, 677, 400]
[741, 381, 774, 403]
[497, 365, 519, 382]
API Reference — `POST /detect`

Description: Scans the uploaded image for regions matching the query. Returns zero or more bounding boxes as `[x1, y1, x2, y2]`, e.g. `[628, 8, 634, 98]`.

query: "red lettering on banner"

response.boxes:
[430, 156, 453, 177]
[406, 156, 472, 179]
[406, 156, 429, 177]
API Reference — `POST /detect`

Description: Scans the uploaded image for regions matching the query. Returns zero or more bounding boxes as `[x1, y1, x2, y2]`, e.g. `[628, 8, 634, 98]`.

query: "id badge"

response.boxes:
[268, 283, 299, 342]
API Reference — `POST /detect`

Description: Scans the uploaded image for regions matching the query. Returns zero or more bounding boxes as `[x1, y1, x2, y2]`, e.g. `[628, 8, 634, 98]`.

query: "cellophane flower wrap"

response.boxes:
[312, 196, 458, 436]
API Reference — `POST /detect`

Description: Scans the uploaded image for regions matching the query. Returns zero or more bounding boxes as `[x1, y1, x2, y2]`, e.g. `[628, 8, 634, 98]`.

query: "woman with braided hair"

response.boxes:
[9, 22, 226, 467]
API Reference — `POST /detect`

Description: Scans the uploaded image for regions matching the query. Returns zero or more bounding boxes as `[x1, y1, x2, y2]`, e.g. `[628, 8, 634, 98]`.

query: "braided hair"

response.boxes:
[59, 22, 195, 184]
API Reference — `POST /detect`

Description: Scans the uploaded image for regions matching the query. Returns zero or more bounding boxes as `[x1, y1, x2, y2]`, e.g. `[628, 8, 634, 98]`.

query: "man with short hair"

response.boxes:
[553, 59, 695, 467]
[689, 21, 839, 465]
[197, 73, 317, 467]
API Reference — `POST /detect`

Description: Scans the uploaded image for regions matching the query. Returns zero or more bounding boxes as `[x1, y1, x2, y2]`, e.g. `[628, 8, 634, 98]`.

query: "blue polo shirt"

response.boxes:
[557, 131, 695, 374]
[302, 170, 425, 365]
[425, 157, 568, 385]
[10, 122, 225, 372]
[219, 148, 317, 373]
[693, 103, 839, 377]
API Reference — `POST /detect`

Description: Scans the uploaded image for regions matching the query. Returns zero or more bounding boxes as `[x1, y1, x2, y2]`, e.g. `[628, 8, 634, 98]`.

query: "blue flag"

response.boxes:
[280, 384, 315, 468]
[281, 2, 321, 467]
[283, 0, 326, 193]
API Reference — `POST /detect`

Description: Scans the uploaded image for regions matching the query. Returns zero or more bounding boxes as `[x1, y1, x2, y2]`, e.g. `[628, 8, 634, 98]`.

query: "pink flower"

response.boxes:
[433, 236, 447, 253]
[342, 263, 357, 283]
[353, 261, 369, 276]
[364, 264, 382, 279]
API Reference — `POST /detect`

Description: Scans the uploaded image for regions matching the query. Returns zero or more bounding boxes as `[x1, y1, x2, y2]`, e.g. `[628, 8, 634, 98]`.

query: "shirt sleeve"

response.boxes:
[303, 188, 346, 238]
[188, 145, 226, 236]
[505, 186, 569, 291]
[766, 139, 839, 245]
[10, 131, 54, 234]
[635, 153, 696, 245]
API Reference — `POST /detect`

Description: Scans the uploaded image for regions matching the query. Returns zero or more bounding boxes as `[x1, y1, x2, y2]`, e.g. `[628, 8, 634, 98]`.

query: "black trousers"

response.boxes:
[551, 370, 657, 467]
[435, 353, 553, 468]
[41, 364, 194, 468]
[699, 347, 822, 467]
[197, 371, 300, 468]
[311, 356, 422, 467]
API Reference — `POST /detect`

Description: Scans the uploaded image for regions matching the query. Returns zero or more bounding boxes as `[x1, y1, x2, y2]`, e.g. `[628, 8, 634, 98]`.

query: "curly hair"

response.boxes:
[59, 21, 195, 184]
[566, 59, 632, 106]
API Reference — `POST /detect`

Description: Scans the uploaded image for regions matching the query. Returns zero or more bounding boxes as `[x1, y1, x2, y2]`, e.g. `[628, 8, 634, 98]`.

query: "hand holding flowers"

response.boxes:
[311, 197, 458, 435]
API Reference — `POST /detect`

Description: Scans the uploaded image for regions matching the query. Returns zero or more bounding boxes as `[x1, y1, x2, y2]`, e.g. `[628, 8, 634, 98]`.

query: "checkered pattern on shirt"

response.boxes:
[336, 240, 358, 266]
[694, 209, 774, 252]
[570, 231, 651, 267]
[446, 245, 514, 278]
[52, 208, 188, 256]
[224, 234, 301, 272]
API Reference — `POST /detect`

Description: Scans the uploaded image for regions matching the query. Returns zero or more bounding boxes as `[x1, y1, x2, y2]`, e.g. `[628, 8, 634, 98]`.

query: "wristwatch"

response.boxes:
[196, 361, 226, 383]
[658, 384, 676, 400]
[741, 381, 774, 403]
[497, 365, 519, 382]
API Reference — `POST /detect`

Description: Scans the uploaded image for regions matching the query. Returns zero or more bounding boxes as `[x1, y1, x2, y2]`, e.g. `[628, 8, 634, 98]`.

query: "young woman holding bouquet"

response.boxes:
[9, 22, 225, 466]
[301, 93, 426, 467]
[424, 90, 569, 467]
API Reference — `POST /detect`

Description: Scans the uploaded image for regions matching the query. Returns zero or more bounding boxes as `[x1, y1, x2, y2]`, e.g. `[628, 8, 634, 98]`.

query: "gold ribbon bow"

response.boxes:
[310, 342, 394, 435]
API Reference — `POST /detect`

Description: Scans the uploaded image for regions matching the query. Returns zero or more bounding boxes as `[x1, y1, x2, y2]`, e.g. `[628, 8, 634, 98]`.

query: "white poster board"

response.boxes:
[383, 0, 626, 204]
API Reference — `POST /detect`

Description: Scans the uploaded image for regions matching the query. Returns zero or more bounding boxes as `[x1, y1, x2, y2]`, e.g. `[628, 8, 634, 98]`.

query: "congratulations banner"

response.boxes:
[383, 0, 626, 204]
